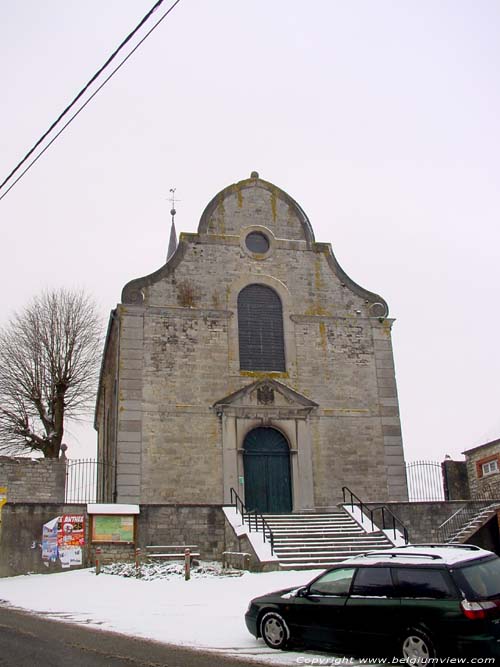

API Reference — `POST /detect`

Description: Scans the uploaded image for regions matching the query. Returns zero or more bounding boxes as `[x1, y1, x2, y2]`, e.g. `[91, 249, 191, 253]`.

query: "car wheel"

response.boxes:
[401, 628, 436, 662]
[260, 611, 290, 650]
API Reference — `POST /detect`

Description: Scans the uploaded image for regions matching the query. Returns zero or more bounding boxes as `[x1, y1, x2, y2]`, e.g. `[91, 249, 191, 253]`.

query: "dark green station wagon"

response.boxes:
[245, 544, 500, 660]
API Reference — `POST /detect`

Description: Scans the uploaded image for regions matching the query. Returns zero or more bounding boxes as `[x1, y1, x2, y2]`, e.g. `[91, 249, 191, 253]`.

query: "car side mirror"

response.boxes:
[297, 586, 309, 598]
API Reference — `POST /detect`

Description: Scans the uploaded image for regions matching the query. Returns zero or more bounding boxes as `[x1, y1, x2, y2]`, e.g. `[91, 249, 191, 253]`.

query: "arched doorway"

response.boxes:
[243, 427, 292, 513]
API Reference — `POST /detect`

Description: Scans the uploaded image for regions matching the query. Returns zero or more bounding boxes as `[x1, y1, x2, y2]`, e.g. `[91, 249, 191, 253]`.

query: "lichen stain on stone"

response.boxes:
[211, 291, 220, 309]
[305, 305, 331, 316]
[212, 194, 226, 235]
[236, 184, 243, 208]
[314, 257, 325, 290]
[270, 189, 277, 222]
[176, 280, 198, 308]
[319, 322, 327, 352]
[240, 370, 289, 379]
[381, 319, 393, 336]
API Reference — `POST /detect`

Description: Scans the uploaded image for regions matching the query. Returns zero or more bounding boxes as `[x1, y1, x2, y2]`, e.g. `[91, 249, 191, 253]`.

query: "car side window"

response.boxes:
[309, 568, 356, 596]
[394, 568, 455, 599]
[351, 567, 394, 597]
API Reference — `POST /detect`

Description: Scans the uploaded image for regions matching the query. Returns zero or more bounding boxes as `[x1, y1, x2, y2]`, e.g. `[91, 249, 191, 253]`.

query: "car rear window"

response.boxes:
[393, 568, 456, 599]
[453, 557, 500, 600]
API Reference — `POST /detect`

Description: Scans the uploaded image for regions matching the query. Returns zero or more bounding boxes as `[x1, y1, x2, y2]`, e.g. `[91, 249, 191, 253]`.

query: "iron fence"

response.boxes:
[405, 460, 445, 502]
[65, 458, 116, 503]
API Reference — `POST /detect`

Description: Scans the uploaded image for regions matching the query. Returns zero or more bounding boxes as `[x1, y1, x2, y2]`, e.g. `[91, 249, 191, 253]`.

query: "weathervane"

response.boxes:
[166, 187, 179, 262]
[169, 187, 179, 223]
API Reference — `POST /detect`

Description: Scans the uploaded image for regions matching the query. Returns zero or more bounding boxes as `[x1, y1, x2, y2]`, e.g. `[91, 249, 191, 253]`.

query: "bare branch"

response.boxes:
[0, 288, 103, 457]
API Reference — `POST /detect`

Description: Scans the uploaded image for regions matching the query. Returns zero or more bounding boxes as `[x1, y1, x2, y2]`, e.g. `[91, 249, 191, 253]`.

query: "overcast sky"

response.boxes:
[1, 1, 499, 462]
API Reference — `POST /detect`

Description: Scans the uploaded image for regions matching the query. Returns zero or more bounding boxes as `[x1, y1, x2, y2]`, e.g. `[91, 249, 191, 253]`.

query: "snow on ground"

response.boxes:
[0, 563, 365, 665]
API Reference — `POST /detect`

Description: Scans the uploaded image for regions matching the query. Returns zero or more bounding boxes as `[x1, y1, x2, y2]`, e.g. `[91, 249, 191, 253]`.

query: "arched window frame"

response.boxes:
[237, 284, 286, 372]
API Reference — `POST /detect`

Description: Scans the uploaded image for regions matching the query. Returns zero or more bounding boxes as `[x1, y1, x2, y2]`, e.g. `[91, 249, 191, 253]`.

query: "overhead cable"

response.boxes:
[0, 0, 182, 202]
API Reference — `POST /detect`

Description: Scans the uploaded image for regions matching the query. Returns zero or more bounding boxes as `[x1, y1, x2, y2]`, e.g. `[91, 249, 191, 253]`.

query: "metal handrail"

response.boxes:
[229, 487, 275, 555]
[342, 486, 409, 544]
[437, 500, 500, 543]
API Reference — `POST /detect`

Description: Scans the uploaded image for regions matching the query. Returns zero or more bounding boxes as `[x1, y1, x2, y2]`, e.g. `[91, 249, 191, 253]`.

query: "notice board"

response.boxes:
[91, 514, 135, 543]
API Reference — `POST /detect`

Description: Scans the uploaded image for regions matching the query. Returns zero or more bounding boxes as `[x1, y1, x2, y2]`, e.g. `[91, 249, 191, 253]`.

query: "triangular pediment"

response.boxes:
[213, 379, 318, 413]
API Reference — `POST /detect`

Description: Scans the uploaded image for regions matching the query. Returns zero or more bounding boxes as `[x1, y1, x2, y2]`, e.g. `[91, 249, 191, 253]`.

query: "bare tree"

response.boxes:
[0, 289, 102, 458]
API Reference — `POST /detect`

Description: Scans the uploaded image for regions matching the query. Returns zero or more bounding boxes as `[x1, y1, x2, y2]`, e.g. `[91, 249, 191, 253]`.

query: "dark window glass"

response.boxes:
[394, 568, 455, 599]
[309, 568, 356, 596]
[453, 557, 500, 600]
[351, 567, 394, 597]
[245, 232, 270, 254]
[238, 285, 285, 371]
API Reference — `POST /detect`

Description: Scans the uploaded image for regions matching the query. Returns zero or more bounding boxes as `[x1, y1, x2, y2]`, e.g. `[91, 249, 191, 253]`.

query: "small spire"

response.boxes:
[167, 188, 178, 262]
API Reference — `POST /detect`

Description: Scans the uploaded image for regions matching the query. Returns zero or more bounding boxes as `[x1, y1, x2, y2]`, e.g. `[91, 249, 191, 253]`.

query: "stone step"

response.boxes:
[264, 514, 353, 523]
[267, 529, 365, 536]
[233, 509, 395, 571]
[273, 539, 390, 550]
[274, 544, 387, 562]
[273, 534, 389, 542]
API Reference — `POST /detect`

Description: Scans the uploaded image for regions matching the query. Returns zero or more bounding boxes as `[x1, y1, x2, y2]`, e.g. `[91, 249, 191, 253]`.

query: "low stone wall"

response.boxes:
[366, 501, 495, 543]
[137, 505, 226, 561]
[0, 503, 232, 577]
[0, 457, 66, 503]
[0, 502, 88, 577]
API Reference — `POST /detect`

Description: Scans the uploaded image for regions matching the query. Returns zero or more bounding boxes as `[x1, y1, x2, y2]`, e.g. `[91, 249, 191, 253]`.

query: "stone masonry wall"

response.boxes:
[0, 457, 66, 503]
[137, 505, 226, 560]
[465, 440, 500, 498]
[102, 177, 407, 505]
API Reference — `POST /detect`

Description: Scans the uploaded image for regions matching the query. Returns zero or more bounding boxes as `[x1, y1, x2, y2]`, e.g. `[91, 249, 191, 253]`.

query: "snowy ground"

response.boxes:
[0, 563, 366, 665]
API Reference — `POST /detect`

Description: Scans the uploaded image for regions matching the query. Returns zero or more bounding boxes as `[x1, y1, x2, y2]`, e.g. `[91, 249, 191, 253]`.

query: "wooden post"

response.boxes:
[184, 547, 191, 581]
[95, 547, 102, 575]
[135, 548, 141, 577]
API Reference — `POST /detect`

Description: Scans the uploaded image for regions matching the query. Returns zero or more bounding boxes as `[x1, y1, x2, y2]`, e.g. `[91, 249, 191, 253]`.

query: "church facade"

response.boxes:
[95, 173, 408, 511]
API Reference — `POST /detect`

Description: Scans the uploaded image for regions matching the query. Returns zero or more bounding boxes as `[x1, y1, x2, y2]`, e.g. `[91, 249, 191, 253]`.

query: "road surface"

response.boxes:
[0, 604, 266, 667]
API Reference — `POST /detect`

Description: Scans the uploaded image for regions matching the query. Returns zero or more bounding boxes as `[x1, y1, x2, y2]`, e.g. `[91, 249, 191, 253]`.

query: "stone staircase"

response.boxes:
[444, 503, 500, 543]
[263, 509, 394, 570]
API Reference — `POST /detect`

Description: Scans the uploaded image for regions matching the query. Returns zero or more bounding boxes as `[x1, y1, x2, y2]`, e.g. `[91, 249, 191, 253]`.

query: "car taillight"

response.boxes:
[461, 599, 497, 620]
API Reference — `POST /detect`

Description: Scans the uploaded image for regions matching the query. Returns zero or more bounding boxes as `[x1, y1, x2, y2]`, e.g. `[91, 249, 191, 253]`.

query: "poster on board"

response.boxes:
[42, 516, 59, 563]
[57, 514, 85, 567]
[57, 514, 85, 548]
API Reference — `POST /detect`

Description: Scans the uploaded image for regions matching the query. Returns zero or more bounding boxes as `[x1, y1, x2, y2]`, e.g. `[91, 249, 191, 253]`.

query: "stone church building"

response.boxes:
[96, 173, 408, 512]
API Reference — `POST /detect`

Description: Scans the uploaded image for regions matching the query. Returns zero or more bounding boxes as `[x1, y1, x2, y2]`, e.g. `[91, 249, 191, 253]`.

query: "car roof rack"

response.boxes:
[359, 551, 441, 561]
[395, 543, 483, 551]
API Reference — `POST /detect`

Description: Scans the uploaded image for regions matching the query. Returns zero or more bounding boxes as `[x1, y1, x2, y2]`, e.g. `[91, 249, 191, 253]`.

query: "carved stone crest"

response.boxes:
[257, 385, 275, 405]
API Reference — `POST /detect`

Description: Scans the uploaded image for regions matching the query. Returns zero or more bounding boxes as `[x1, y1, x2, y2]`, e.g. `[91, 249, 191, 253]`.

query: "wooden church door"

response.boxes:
[243, 427, 292, 513]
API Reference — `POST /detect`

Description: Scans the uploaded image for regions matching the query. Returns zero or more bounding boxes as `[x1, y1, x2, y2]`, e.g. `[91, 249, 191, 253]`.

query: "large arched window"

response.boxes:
[237, 284, 285, 371]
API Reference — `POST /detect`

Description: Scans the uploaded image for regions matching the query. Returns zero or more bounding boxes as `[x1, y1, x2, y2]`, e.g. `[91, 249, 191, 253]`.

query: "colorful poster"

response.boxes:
[42, 516, 59, 562]
[57, 514, 85, 548]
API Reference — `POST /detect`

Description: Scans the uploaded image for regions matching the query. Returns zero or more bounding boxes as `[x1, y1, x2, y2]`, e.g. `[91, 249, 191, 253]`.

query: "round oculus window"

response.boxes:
[245, 231, 270, 254]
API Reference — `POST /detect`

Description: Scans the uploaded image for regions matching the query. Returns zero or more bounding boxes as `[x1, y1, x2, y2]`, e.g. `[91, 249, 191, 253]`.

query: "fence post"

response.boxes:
[135, 548, 141, 578]
[184, 548, 191, 581]
[95, 547, 102, 575]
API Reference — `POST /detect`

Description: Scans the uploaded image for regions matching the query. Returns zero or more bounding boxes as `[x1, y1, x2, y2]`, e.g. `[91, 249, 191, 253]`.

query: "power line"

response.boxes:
[0, 0, 182, 202]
